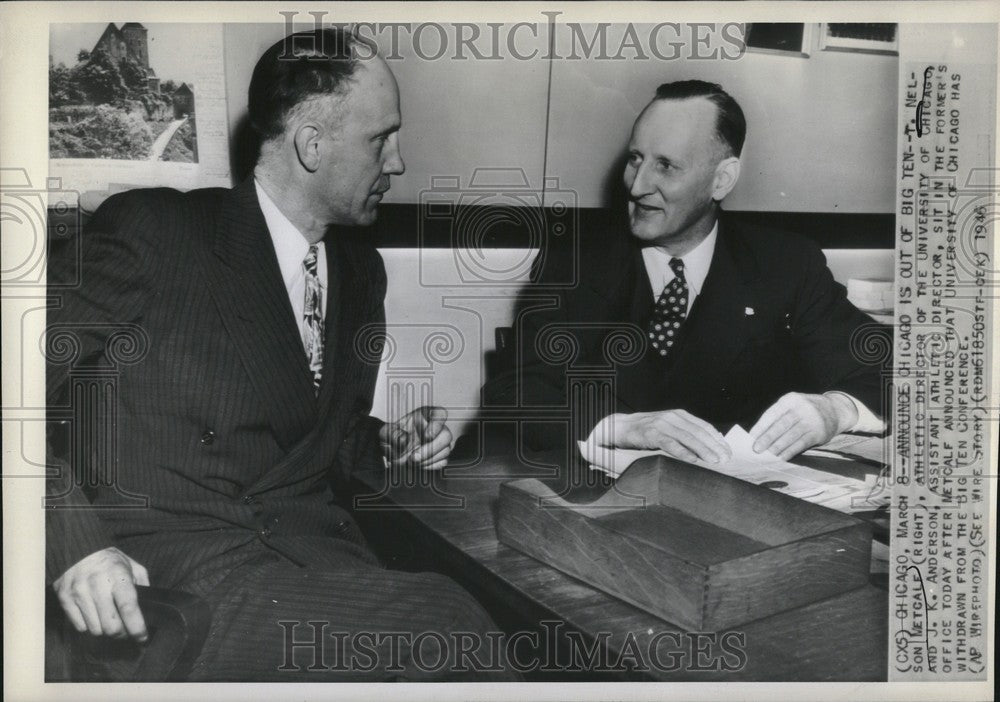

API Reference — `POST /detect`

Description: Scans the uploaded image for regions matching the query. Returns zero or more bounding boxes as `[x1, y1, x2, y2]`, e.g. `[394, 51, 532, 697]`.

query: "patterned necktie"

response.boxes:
[648, 257, 688, 358]
[302, 244, 324, 392]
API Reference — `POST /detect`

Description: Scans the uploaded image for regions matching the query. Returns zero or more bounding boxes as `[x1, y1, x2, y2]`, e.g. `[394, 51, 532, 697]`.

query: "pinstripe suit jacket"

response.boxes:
[46, 178, 388, 589]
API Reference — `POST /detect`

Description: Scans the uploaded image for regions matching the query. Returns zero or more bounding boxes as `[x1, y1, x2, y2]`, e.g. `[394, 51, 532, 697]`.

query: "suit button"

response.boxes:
[259, 526, 271, 538]
[334, 520, 351, 534]
[200, 430, 215, 445]
[242, 494, 255, 505]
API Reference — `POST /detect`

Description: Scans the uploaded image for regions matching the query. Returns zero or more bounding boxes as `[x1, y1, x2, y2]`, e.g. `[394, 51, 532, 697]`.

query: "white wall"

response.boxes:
[372, 249, 529, 436]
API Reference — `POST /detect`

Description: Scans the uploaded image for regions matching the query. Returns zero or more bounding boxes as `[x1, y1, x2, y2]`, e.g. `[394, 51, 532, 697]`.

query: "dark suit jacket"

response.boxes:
[485, 214, 889, 451]
[46, 179, 388, 588]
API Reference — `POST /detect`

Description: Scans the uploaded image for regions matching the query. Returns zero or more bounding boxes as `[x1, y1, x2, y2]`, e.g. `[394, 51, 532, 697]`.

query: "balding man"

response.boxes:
[47, 29, 511, 681]
[491, 80, 887, 464]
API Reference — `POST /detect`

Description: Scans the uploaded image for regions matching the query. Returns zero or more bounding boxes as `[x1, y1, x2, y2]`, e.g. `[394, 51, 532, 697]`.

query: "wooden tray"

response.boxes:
[496, 455, 873, 630]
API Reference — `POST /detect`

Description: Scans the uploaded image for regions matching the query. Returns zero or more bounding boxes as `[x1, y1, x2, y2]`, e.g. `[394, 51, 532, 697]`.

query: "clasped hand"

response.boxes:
[379, 405, 453, 470]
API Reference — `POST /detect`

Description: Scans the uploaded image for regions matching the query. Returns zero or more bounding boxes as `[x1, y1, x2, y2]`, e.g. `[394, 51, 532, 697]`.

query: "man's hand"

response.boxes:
[380, 406, 453, 470]
[750, 392, 858, 460]
[53, 547, 150, 642]
[594, 410, 733, 465]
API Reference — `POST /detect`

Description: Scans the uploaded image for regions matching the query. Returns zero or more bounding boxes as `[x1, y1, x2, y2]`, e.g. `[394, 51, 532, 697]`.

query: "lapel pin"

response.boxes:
[745, 307, 755, 316]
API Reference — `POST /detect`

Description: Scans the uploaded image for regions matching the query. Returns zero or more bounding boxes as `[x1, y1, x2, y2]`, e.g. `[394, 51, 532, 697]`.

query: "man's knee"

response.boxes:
[405, 572, 495, 631]
[397, 573, 517, 680]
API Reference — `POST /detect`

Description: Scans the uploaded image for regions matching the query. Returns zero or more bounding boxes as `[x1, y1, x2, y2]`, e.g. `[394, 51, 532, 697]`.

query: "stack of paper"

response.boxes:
[578, 426, 890, 515]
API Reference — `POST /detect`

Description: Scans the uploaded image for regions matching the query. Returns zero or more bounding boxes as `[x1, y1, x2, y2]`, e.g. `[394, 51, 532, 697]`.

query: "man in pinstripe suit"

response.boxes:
[46, 28, 512, 681]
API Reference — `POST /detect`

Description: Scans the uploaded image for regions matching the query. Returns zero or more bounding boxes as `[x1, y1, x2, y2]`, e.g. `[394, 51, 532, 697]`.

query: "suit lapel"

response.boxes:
[667, 218, 758, 392]
[577, 233, 648, 322]
[200, 178, 317, 450]
[247, 233, 379, 495]
[572, 236, 666, 413]
[315, 233, 351, 417]
[615, 245, 666, 411]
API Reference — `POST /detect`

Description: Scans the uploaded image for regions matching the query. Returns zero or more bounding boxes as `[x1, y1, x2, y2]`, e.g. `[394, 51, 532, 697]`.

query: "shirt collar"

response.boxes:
[255, 178, 314, 286]
[642, 222, 718, 296]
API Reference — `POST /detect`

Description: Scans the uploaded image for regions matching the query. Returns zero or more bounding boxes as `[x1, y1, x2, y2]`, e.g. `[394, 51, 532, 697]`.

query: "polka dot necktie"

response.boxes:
[648, 257, 688, 358]
[302, 245, 325, 393]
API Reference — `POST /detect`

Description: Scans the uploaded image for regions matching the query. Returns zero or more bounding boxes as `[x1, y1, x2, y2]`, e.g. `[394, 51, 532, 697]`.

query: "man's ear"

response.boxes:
[292, 122, 323, 173]
[712, 156, 741, 202]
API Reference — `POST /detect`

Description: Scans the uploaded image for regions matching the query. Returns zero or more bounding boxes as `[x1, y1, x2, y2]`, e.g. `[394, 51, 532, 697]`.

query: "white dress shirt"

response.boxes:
[638, 222, 884, 434]
[641, 223, 718, 315]
[255, 179, 328, 352]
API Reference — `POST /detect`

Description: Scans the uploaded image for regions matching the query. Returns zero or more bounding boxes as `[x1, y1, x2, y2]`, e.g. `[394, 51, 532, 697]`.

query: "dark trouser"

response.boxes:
[82, 539, 518, 682]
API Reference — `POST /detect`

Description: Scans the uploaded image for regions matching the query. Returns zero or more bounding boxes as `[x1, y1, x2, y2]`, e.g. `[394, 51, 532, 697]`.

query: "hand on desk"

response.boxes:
[589, 409, 732, 465]
[750, 392, 859, 461]
[53, 546, 150, 642]
[380, 405, 453, 471]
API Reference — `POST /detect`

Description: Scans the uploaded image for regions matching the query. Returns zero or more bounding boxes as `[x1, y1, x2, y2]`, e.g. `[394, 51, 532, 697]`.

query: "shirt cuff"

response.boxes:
[826, 392, 886, 433]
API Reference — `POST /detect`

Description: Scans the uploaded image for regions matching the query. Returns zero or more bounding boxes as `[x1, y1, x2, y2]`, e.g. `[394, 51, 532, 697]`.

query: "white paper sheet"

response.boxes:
[578, 425, 890, 514]
[809, 432, 890, 465]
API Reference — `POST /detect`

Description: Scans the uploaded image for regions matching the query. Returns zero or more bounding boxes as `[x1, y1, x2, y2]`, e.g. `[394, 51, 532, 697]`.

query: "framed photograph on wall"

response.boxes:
[743, 23, 810, 57]
[818, 23, 899, 55]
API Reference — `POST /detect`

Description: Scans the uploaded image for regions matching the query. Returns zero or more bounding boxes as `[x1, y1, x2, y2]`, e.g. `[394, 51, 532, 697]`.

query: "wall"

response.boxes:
[372, 249, 531, 430]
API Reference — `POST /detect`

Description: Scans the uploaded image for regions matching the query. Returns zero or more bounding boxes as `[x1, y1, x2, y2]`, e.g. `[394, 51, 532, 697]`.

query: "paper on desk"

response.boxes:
[809, 433, 889, 465]
[578, 426, 889, 514]
[800, 448, 854, 461]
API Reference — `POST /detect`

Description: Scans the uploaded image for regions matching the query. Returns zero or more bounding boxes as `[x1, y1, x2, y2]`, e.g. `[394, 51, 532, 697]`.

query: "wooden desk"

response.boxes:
[351, 449, 888, 681]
